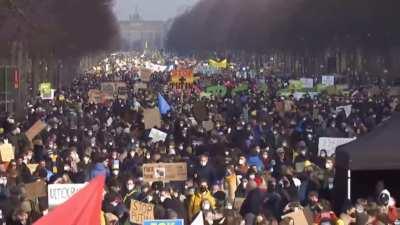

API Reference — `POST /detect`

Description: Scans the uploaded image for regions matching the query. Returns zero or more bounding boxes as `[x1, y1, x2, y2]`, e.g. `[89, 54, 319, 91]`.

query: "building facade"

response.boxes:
[119, 12, 166, 51]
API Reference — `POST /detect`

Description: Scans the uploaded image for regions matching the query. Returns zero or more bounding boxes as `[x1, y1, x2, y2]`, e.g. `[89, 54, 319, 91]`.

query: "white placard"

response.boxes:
[48, 183, 86, 208]
[149, 128, 167, 143]
[322, 76, 335, 86]
[41, 89, 55, 100]
[300, 78, 314, 88]
[318, 137, 356, 156]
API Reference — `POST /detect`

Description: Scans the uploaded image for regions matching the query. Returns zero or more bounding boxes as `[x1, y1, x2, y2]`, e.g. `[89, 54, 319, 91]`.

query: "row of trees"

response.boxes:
[166, 0, 400, 74]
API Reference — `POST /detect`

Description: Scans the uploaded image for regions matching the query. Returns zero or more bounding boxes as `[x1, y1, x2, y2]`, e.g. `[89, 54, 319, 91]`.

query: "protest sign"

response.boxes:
[27, 163, 38, 174]
[39, 83, 54, 100]
[101, 82, 115, 99]
[142, 162, 187, 182]
[209, 59, 228, 69]
[282, 209, 309, 225]
[139, 68, 153, 82]
[143, 108, 162, 129]
[300, 78, 314, 88]
[144, 219, 184, 225]
[336, 105, 352, 117]
[25, 120, 47, 141]
[149, 128, 167, 143]
[170, 69, 194, 84]
[48, 183, 87, 208]
[206, 85, 227, 97]
[101, 82, 128, 100]
[0, 140, 14, 162]
[322, 75, 335, 86]
[232, 83, 249, 94]
[202, 120, 215, 132]
[88, 89, 104, 104]
[193, 102, 208, 122]
[134, 82, 148, 93]
[318, 137, 356, 156]
[130, 200, 154, 224]
[25, 180, 47, 200]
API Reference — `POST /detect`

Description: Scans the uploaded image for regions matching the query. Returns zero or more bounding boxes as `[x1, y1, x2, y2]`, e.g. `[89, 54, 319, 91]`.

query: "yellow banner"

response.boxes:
[208, 59, 228, 69]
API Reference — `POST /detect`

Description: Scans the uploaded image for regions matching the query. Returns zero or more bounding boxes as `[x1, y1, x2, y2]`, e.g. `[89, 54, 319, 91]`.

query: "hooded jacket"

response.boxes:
[188, 190, 216, 220]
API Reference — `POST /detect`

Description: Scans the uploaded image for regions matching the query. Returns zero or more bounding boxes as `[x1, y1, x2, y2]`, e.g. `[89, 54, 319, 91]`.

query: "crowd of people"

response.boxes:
[0, 52, 399, 225]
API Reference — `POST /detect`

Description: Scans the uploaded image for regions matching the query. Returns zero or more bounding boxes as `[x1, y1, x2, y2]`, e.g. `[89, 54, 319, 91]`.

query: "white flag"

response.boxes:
[191, 211, 204, 225]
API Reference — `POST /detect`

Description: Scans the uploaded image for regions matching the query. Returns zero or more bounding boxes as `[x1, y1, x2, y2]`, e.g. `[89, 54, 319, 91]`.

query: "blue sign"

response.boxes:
[144, 219, 184, 225]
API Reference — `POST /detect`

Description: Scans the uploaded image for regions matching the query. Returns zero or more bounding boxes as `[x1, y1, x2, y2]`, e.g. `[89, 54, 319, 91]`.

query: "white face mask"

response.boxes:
[239, 159, 245, 165]
[83, 157, 90, 164]
[249, 174, 256, 180]
[160, 196, 167, 202]
[202, 203, 211, 211]
[113, 170, 119, 176]
[127, 184, 135, 191]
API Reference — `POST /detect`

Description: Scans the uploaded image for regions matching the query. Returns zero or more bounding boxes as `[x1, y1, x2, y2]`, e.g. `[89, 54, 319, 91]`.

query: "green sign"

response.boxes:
[39, 82, 52, 96]
[232, 83, 249, 94]
[206, 85, 227, 97]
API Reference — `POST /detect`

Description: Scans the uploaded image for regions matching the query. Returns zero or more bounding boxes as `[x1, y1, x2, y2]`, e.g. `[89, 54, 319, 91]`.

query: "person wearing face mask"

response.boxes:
[237, 156, 249, 176]
[122, 178, 140, 208]
[188, 180, 216, 220]
[224, 165, 238, 203]
[160, 187, 187, 223]
[194, 155, 216, 186]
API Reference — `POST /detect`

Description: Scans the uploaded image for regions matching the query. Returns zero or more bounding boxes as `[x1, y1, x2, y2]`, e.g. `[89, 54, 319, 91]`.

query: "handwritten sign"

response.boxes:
[149, 128, 167, 143]
[143, 108, 162, 129]
[130, 200, 154, 224]
[0, 141, 14, 162]
[300, 78, 314, 89]
[88, 89, 104, 104]
[142, 163, 187, 182]
[318, 137, 356, 156]
[48, 183, 86, 208]
[322, 75, 335, 86]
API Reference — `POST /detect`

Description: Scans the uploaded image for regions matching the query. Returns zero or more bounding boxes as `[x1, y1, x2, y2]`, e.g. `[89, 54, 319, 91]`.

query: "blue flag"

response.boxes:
[158, 94, 171, 115]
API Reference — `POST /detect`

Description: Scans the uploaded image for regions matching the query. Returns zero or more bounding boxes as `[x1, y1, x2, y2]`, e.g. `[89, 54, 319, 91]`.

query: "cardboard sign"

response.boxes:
[322, 75, 335, 86]
[25, 180, 47, 200]
[144, 219, 184, 225]
[130, 200, 154, 224]
[0, 141, 14, 162]
[193, 102, 208, 122]
[25, 120, 47, 141]
[88, 89, 104, 104]
[143, 108, 162, 129]
[48, 183, 87, 208]
[300, 78, 314, 89]
[27, 164, 38, 174]
[149, 128, 167, 143]
[101, 82, 128, 100]
[134, 82, 148, 93]
[142, 162, 187, 182]
[139, 68, 153, 82]
[202, 120, 215, 132]
[318, 137, 356, 156]
[282, 209, 309, 225]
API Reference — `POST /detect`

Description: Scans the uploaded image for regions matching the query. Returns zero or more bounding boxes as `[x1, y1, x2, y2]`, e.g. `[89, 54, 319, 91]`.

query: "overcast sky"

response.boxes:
[113, 0, 199, 21]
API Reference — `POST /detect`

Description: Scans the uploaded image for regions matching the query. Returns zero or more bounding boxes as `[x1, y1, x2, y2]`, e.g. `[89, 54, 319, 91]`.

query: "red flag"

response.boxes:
[34, 176, 105, 225]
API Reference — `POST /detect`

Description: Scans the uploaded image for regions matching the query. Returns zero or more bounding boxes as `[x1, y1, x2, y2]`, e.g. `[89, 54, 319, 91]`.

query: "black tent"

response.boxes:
[334, 113, 400, 210]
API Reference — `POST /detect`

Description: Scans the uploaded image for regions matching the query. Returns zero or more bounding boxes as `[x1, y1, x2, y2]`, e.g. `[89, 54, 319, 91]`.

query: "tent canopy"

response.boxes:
[335, 113, 400, 171]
